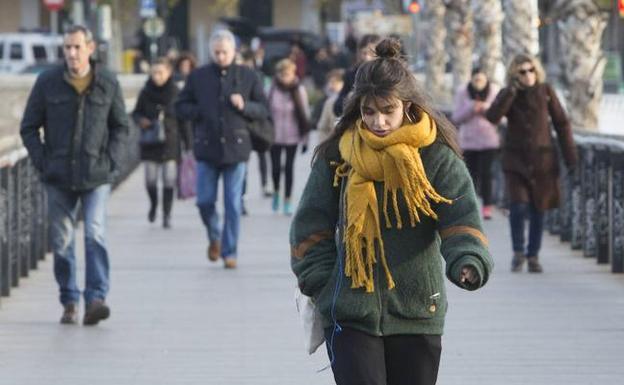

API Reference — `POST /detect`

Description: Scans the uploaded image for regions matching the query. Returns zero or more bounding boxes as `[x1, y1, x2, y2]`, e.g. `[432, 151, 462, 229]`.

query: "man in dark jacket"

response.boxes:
[20, 25, 129, 325]
[176, 29, 269, 269]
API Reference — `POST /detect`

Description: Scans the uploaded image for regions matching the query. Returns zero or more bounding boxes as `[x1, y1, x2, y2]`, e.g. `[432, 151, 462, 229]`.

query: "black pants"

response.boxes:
[270, 144, 298, 198]
[325, 327, 442, 385]
[464, 149, 497, 206]
[257, 150, 269, 188]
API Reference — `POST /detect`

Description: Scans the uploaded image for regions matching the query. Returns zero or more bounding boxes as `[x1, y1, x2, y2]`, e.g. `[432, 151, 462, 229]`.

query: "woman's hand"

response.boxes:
[139, 117, 152, 129]
[230, 93, 245, 111]
[460, 265, 480, 289]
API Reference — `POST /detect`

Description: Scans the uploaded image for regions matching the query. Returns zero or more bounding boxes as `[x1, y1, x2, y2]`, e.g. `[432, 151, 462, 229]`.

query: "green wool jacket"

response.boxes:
[290, 140, 493, 337]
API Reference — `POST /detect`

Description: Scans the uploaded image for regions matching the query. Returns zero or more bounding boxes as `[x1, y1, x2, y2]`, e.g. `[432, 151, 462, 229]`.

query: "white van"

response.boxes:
[0, 33, 63, 74]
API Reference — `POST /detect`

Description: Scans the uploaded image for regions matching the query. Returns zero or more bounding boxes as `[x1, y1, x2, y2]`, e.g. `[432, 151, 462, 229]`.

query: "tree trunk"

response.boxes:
[502, 0, 539, 59]
[423, 0, 448, 104]
[445, 0, 473, 94]
[557, 0, 608, 132]
[472, 0, 504, 85]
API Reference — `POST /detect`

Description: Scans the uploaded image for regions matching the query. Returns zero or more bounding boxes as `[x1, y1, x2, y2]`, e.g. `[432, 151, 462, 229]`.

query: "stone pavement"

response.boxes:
[1, 137, 623, 385]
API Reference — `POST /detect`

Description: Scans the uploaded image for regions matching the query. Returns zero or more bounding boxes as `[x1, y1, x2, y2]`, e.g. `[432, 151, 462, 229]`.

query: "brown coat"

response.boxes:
[486, 83, 577, 211]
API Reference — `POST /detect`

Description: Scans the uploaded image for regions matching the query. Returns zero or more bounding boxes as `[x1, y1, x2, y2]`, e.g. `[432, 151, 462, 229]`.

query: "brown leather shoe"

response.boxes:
[223, 257, 237, 269]
[83, 299, 110, 326]
[511, 252, 526, 272]
[207, 241, 221, 262]
[527, 256, 543, 273]
[60, 303, 78, 325]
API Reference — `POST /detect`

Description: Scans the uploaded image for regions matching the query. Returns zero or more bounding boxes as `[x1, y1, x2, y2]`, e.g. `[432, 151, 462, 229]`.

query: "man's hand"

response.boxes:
[230, 93, 245, 111]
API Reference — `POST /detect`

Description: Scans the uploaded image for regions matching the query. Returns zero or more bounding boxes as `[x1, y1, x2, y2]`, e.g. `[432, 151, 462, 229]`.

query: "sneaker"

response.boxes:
[163, 215, 171, 229]
[527, 256, 543, 273]
[262, 185, 272, 198]
[83, 299, 110, 326]
[283, 199, 293, 216]
[482, 205, 493, 220]
[60, 303, 78, 325]
[207, 241, 221, 262]
[148, 207, 156, 223]
[272, 193, 280, 212]
[224, 257, 237, 269]
[511, 252, 526, 272]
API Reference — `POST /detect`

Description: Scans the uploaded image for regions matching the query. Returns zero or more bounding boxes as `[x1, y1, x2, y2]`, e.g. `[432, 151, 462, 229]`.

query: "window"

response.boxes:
[0, 42, 4, 59]
[10, 43, 23, 60]
[33, 45, 47, 61]
[57, 45, 63, 60]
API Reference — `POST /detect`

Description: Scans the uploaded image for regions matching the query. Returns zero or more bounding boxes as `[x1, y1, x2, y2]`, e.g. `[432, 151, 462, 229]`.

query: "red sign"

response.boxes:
[43, 0, 65, 12]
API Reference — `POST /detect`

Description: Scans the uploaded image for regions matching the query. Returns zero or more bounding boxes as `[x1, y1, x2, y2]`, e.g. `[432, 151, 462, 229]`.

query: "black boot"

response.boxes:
[162, 187, 174, 229]
[147, 186, 158, 223]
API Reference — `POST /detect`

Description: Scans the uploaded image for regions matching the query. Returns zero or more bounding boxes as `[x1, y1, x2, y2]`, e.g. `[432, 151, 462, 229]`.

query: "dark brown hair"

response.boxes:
[313, 37, 461, 162]
[176, 51, 197, 72]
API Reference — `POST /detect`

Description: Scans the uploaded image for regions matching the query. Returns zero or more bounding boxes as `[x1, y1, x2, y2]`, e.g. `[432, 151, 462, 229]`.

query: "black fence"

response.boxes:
[543, 134, 624, 273]
[0, 124, 140, 308]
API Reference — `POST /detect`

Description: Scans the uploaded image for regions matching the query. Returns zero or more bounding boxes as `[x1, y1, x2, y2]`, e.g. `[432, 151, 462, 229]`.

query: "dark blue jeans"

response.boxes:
[196, 161, 246, 258]
[509, 202, 544, 257]
[46, 183, 111, 306]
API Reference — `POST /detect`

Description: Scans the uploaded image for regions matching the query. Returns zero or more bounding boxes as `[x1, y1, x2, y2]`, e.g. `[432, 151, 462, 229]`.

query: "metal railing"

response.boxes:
[545, 134, 624, 273]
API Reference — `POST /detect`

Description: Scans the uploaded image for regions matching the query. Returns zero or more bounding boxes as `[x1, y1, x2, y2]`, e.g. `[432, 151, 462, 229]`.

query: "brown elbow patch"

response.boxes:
[439, 226, 489, 247]
[291, 230, 334, 260]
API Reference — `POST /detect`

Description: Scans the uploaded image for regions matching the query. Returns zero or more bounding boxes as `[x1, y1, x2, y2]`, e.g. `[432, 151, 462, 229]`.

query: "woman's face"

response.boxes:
[150, 64, 171, 86]
[516, 61, 537, 88]
[359, 43, 377, 63]
[178, 59, 192, 76]
[277, 68, 296, 85]
[360, 96, 408, 137]
[470, 72, 487, 91]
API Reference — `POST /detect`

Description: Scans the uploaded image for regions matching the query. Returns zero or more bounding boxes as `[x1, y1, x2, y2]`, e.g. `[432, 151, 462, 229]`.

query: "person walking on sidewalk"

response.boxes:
[290, 38, 493, 385]
[268, 58, 310, 215]
[133, 57, 183, 228]
[20, 25, 129, 325]
[452, 67, 500, 220]
[486, 54, 577, 273]
[175, 29, 269, 269]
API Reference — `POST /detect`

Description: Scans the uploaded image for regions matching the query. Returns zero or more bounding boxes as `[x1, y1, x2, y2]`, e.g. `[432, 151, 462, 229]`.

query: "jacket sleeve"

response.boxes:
[486, 87, 516, 124]
[290, 156, 340, 299]
[426, 144, 494, 291]
[451, 88, 475, 125]
[546, 84, 577, 168]
[241, 71, 269, 120]
[175, 72, 200, 121]
[131, 89, 147, 124]
[19, 75, 46, 172]
[107, 79, 130, 177]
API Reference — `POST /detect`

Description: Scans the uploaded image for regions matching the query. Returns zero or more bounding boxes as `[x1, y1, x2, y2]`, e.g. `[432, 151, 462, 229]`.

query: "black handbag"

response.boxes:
[247, 116, 275, 153]
[139, 110, 166, 145]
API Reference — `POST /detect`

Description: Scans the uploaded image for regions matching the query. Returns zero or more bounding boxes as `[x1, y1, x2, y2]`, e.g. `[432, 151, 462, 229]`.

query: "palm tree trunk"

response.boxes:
[423, 0, 448, 103]
[445, 0, 474, 94]
[502, 0, 539, 59]
[472, 0, 504, 85]
[556, 0, 608, 131]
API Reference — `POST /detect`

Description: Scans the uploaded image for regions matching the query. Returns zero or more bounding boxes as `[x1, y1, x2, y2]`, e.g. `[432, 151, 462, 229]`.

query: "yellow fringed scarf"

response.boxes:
[336, 112, 453, 292]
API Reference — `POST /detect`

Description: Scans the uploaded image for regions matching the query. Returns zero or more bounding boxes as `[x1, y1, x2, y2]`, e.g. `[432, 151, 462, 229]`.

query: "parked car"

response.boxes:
[0, 33, 63, 74]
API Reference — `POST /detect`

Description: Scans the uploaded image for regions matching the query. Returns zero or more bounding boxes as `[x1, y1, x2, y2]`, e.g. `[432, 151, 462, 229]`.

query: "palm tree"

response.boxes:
[502, 0, 539, 59]
[556, 0, 609, 131]
[423, 0, 448, 104]
[472, 0, 504, 85]
[445, 0, 474, 93]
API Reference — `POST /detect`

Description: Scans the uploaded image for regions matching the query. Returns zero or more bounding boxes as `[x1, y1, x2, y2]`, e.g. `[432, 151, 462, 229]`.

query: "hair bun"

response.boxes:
[374, 38, 402, 60]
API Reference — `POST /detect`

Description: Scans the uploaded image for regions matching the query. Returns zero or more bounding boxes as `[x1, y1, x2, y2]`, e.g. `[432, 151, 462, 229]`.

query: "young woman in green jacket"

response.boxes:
[290, 38, 494, 385]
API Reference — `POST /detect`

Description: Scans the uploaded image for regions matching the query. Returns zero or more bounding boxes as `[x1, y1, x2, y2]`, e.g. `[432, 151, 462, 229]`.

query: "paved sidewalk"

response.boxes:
[1, 140, 623, 385]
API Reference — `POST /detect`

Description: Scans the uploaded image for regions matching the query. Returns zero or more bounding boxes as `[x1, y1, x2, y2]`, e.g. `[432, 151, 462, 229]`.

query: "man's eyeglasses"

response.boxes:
[518, 67, 535, 75]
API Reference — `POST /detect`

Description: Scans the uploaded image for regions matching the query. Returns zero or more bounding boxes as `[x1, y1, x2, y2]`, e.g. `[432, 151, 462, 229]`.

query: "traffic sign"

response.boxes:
[43, 0, 64, 12]
[143, 17, 165, 38]
[140, 0, 157, 18]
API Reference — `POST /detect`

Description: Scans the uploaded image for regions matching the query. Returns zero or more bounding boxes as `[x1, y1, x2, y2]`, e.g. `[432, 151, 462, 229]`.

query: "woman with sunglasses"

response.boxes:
[291, 38, 493, 385]
[486, 54, 577, 273]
